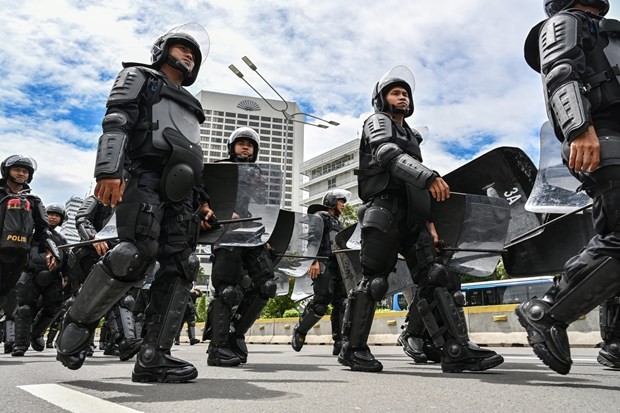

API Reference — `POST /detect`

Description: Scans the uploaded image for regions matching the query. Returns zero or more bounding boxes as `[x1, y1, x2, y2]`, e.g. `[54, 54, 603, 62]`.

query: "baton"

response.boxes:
[439, 247, 507, 254]
[504, 202, 593, 248]
[58, 236, 119, 250]
[276, 254, 330, 260]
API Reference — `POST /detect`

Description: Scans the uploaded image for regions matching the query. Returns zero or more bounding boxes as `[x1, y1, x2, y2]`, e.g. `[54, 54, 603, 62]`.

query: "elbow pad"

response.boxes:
[76, 220, 98, 241]
[374, 142, 403, 168]
[94, 112, 129, 179]
[545, 64, 591, 141]
[391, 154, 437, 189]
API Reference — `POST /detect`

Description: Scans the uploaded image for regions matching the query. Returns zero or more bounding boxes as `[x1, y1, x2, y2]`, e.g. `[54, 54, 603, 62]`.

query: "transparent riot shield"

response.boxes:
[334, 224, 414, 296]
[525, 122, 591, 213]
[273, 270, 291, 296]
[274, 212, 324, 278]
[433, 193, 510, 278]
[291, 273, 314, 301]
[96, 213, 117, 239]
[199, 163, 283, 248]
[443, 146, 541, 243]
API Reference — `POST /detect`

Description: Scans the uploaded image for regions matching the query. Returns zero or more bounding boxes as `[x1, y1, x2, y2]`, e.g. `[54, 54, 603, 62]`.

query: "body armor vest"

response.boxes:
[357, 119, 423, 201]
[585, 18, 620, 114]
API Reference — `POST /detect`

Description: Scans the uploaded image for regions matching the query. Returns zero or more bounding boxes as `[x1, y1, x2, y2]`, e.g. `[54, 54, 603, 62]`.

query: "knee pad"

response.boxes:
[184, 253, 200, 282]
[311, 302, 329, 317]
[16, 304, 33, 318]
[221, 285, 243, 307]
[419, 263, 449, 287]
[260, 278, 277, 299]
[453, 291, 465, 307]
[369, 276, 389, 300]
[104, 242, 152, 281]
[120, 294, 135, 311]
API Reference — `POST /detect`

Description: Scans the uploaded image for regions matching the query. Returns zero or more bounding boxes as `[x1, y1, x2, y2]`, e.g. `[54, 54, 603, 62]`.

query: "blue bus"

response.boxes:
[391, 276, 555, 311]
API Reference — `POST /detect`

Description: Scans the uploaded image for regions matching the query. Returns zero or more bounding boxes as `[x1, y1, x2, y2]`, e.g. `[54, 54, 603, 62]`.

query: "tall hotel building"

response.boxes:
[195, 90, 304, 211]
[300, 138, 362, 209]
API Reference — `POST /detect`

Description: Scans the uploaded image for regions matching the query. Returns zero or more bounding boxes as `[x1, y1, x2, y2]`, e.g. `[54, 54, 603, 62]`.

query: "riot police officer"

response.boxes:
[340, 66, 503, 373]
[12, 203, 68, 356]
[0, 155, 58, 314]
[205, 127, 277, 367]
[55, 23, 214, 383]
[517, 0, 620, 374]
[291, 189, 349, 356]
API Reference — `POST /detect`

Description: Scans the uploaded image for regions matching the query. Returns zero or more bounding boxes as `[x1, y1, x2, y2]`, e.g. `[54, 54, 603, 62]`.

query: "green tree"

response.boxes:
[341, 203, 359, 227]
[261, 277, 297, 318]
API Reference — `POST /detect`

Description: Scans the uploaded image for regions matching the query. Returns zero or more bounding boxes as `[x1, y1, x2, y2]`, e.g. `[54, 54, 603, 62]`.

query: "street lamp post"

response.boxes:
[229, 56, 339, 209]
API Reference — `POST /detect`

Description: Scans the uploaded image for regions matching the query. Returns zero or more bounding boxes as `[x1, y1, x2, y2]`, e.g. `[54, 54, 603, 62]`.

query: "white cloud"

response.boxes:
[0, 0, 553, 205]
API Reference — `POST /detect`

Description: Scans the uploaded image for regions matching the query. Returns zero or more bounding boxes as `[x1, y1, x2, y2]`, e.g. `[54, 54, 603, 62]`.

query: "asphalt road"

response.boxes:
[1, 343, 619, 413]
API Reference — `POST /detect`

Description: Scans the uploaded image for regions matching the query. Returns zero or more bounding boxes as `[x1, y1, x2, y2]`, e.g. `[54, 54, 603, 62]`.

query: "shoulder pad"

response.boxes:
[107, 67, 149, 107]
[363, 113, 394, 145]
[524, 20, 545, 72]
[540, 13, 580, 71]
[600, 18, 620, 34]
[76, 196, 100, 219]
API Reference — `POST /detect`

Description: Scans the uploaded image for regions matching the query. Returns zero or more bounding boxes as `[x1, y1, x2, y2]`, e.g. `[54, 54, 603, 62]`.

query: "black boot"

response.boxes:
[132, 344, 198, 383]
[228, 334, 248, 364]
[440, 340, 504, 373]
[206, 298, 240, 367]
[397, 329, 427, 363]
[515, 299, 571, 375]
[597, 339, 620, 369]
[132, 276, 198, 382]
[118, 337, 143, 361]
[337, 283, 382, 372]
[292, 306, 322, 352]
[188, 326, 200, 345]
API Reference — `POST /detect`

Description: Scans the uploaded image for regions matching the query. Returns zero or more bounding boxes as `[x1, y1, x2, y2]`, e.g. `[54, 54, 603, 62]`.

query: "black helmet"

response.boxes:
[227, 127, 260, 162]
[544, 0, 609, 16]
[151, 22, 210, 86]
[372, 65, 415, 118]
[323, 189, 351, 208]
[46, 203, 67, 225]
[1, 154, 37, 183]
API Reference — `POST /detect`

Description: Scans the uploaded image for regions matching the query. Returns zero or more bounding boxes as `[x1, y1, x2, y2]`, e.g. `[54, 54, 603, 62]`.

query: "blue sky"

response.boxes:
[0, 0, 552, 205]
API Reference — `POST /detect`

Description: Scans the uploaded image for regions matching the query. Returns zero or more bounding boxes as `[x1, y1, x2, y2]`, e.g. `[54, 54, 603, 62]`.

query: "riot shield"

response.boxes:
[272, 211, 324, 296]
[291, 273, 314, 301]
[503, 210, 596, 276]
[95, 213, 117, 239]
[525, 122, 591, 213]
[273, 270, 291, 296]
[432, 193, 510, 277]
[209, 163, 282, 248]
[443, 146, 541, 242]
[334, 224, 414, 296]
[198, 163, 239, 244]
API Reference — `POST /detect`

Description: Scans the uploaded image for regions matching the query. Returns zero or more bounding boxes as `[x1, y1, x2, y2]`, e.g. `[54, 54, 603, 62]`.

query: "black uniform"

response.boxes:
[55, 38, 207, 383]
[175, 288, 202, 345]
[517, 1, 620, 374]
[205, 133, 276, 367]
[339, 67, 503, 373]
[0, 180, 53, 305]
[12, 227, 67, 356]
[291, 210, 346, 355]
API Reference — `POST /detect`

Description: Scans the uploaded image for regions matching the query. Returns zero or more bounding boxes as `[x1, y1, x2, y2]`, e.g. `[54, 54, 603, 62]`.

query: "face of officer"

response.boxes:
[9, 166, 29, 185]
[47, 212, 62, 230]
[233, 138, 255, 161]
[168, 43, 195, 73]
[385, 86, 410, 114]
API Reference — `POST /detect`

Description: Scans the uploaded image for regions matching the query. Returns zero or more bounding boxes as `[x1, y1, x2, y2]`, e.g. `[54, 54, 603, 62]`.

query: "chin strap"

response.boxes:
[165, 55, 190, 78]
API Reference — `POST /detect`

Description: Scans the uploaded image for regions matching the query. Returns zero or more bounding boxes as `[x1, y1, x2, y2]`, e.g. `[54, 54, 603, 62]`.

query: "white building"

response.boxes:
[195, 90, 304, 211]
[60, 195, 84, 243]
[300, 138, 361, 209]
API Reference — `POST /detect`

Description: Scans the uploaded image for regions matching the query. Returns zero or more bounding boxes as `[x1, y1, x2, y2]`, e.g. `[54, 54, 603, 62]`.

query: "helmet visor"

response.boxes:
[4, 155, 37, 171]
[165, 22, 210, 64]
[329, 189, 351, 203]
[378, 65, 415, 96]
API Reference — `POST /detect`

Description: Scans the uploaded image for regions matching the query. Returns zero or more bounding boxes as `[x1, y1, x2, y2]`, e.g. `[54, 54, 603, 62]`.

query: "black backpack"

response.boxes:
[0, 193, 35, 253]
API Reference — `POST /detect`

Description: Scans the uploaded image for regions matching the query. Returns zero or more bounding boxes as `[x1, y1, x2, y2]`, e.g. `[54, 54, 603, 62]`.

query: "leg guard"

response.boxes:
[117, 304, 142, 361]
[331, 298, 345, 356]
[228, 291, 268, 364]
[207, 298, 240, 367]
[4, 319, 15, 354]
[399, 288, 429, 363]
[47, 320, 60, 348]
[291, 305, 325, 352]
[419, 287, 503, 373]
[31, 310, 58, 351]
[598, 296, 620, 368]
[188, 324, 199, 345]
[12, 304, 33, 356]
[56, 263, 135, 370]
[338, 280, 382, 372]
[517, 256, 620, 375]
[132, 277, 197, 383]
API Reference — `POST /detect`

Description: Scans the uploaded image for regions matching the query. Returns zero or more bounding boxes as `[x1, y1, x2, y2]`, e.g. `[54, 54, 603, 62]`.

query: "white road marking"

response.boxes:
[18, 384, 143, 413]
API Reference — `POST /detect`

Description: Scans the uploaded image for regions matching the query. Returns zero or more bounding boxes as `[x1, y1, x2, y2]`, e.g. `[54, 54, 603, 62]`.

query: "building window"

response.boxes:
[237, 120, 247, 126]
[327, 177, 336, 189]
[225, 112, 236, 117]
[249, 115, 260, 120]
[261, 117, 271, 122]
[238, 114, 248, 119]
[225, 119, 236, 124]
